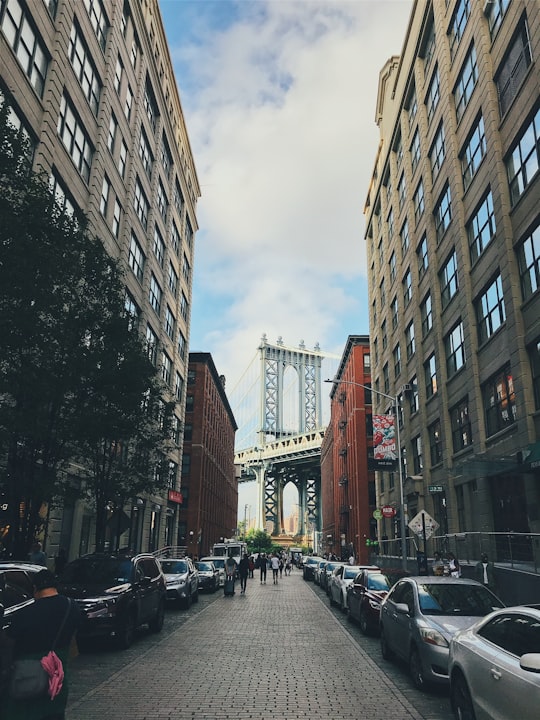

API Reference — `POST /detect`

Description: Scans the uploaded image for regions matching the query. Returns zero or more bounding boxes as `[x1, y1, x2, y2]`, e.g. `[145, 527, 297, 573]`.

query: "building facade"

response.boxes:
[321, 336, 375, 564]
[181, 353, 238, 559]
[0, 0, 199, 558]
[364, 0, 540, 563]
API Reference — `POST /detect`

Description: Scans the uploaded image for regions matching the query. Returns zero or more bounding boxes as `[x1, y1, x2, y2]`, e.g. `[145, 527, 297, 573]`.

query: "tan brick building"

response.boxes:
[0, 0, 199, 558]
[364, 0, 540, 562]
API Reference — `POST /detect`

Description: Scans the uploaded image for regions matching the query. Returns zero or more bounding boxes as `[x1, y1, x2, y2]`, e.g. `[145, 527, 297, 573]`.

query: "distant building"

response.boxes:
[364, 0, 540, 561]
[0, 0, 199, 557]
[181, 353, 238, 558]
[321, 336, 374, 564]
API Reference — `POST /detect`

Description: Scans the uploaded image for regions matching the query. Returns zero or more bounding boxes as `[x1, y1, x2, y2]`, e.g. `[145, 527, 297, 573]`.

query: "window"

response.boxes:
[171, 222, 180, 256]
[373, 337, 378, 365]
[468, 191, 496, 263]
[161, 136, 172, 177]
[182, 253, 191, 283]
[398, 173, 406, 209]
[440, 250, 459, 307]
[175, 372, 184, 402]
[449, 0, 470, 58]
[483, 365, 516, 436]
[380, 277, 386, 307]
[107, 114, 117, 152]
[383, 363, 390, 394]
[454, 45, 478, 122]
[387, 208, 394, 239]
[133, 179, 149, 229]
[157, 180, 168, 220]
[450, 398, 472, 452]
[174, 181, 184, 216]
[165, 306, 175, 339]
[414, 180, 425, 223]
[478, 613, 540, 657]
[393, 344, 401, 378]
[149, 274, 162, 315]
[378, 240, 384, 267]
[411, 130, 421, 173]
[429, 123, 445, 178]
[139, 129, 153, 177]
[486, 0, 510, 38]
[417, 234, 429, 277]
[168, 262, 178, 296]
[402, 268, 412, 306]
[425, 67, 440, 123]
[180, 292, 188, 321]
[161, 352, 172, 385]
[425, 353, 437, 397]
[128, 233, 145, 281]
[517, 221, 540, 301]
[445, 321, 466, 375]
[118, 139, 127, 179]
[382, 319, 387, 350]
[178, 331, 187, 360]
[69, 23, 101, 114]
[506, 108, 540, 205]
[124, 292, 140, 330]
[476, 274, 506, 343]
[124, 84, 133, 122]
[405, 321, 415, 360]
[146, 324, 158, 365]
[114, 56, 123, 93]
[421, 292, 433, 337]
[185, 218, 194, 248]
[57, 94, 93, 182]
[100, 175, 110, 217]
[395, 134, 403, 167]
[112, 199, 121, 238]
[434, 185, 452, 241]
[462, 115, 486, 190]
[83, 0, 108, 51]
[389, 252, 396, 283]
[410, 375, 419, 414]
[422, 21, 436, 71]
[153, 226, 164, 267]
[49, 172, 77, 219]
[408, 86, 418, 126]
[429, 419, 442, 466]
[401, 220, 410, 254]
[144, 82, 158, 132]
[496, 21, 532, 117]
[529, 339, 540, 411]
[412, 435, 423, 474]
[130, 37, 139, 70]
[1, 0, 49, 96]
[167, 460, 177, 488]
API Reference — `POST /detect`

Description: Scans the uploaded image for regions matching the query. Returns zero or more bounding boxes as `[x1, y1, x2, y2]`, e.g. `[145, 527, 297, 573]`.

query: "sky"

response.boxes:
[158, 0, 413, 521]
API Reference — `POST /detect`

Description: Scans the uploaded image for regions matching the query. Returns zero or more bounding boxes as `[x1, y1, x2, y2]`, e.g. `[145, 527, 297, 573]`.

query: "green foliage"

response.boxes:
[0, 97, 173, 556]
[245, 528, 272, 553]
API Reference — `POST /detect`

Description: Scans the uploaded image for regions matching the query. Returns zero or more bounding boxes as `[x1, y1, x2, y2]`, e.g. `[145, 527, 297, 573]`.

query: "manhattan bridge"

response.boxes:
[230, 335, 340, 543]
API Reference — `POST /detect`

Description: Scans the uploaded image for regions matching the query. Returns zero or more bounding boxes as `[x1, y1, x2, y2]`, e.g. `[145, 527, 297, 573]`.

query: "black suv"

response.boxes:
[0, 562, 46, 629]
[58, 552, 166, 650]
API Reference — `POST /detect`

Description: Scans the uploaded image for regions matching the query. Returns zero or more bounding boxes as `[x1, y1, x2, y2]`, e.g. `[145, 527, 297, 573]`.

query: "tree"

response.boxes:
[245, 529, 272, 554]
[0, 97, 174, 556]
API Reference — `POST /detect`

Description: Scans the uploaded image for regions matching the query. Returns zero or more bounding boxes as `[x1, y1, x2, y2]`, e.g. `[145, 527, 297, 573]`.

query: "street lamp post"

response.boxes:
[324, 378, 408, 572]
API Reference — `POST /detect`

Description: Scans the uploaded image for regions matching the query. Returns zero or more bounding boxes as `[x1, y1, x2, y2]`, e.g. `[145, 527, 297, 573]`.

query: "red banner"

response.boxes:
[168, 490, 183, 504]
[371, 414, 397, 469]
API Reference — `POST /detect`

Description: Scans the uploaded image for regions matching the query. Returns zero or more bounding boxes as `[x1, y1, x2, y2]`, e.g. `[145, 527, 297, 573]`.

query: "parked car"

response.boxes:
[194, 561, 219, 593]
[0, 562, 45, 629]
[313, 560, 328, 586]
[59, 552, 166, 650]
[200, 556, 226, 587]
[379, 576, 504, 691]
[160, 556, 199, 608]
[449, 605, 540, 720]
[321, 561, 344, 595]
[347, 569, 393, 634]
[302, 556, 325, 581]
[329, 564, 380, 611]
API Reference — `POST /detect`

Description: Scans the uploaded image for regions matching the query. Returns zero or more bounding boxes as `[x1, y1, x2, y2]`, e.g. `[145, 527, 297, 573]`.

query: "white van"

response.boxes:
[211, 541, 248, 570]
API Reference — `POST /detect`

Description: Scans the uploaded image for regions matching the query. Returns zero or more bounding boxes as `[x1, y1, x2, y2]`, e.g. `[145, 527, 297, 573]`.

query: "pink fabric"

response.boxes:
[40, 650, 64, 699]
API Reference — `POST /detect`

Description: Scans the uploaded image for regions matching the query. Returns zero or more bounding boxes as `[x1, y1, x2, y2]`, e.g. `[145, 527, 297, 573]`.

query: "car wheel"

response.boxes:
[193, 587, 199, 603]
[380, 626, 393, 661]
[149, 600, 165, 633]
[339, 593, 345, 612]
[410, 646, 427, 691]
[359, 609, 370, 636]
[117, 611, 136, 650]
[451, 673, 477, 720]
[183, 590, 192, 609]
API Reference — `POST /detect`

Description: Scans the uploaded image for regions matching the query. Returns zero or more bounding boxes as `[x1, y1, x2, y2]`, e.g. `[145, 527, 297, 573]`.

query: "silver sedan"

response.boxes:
[449, 605, 540, 720]
[329, 564, 380, 611]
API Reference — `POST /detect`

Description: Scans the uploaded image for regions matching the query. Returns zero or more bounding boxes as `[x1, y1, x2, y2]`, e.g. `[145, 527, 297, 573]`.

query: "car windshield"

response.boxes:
[367, 574, 391, 591]
[160, 560, 188, 575]
[62, 558, 134, 585]
[208, 559, 224, 568]
[343, 568, 358, 580]
[195, 562, 212, 572]
[326, 563, 341, 572]
[307, 557, 322, 566]
[417, 583, 504, 616]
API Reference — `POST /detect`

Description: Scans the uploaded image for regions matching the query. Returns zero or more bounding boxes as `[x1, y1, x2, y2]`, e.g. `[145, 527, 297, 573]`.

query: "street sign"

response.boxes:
[373, 509, 383, 520]
[408, 510, 439, 540]
[428, 485, 444, 493]
[381, 505, 396, 518]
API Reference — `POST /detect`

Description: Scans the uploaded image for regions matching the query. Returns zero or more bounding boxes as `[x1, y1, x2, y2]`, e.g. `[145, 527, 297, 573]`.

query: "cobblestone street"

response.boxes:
[67, 569, 454, 720]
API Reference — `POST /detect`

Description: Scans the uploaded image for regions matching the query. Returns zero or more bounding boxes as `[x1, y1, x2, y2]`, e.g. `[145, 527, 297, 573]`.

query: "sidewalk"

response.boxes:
[68, 571, 422, 720]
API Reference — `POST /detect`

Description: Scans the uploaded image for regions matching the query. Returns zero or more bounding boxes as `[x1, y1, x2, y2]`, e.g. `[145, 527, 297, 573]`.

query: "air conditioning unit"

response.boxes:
[400, 383, 412, 394]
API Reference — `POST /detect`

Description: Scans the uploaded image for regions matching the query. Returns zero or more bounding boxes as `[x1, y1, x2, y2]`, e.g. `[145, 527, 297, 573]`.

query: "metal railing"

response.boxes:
[375, 531, 540, 574]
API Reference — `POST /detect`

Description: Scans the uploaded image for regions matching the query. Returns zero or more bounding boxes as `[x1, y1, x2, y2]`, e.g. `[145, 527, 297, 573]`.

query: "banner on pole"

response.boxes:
[369, 414, 398, 470]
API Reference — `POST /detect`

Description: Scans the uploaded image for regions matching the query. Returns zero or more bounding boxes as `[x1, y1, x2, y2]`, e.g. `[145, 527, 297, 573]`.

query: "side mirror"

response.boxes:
[520, 654, 540, 674]
[395, 602, 410, 615]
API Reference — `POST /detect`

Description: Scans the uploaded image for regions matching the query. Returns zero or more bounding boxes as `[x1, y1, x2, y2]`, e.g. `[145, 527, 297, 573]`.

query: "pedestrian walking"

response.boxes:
[431, 551, 445, 576]
[2, 569, 80, 720]
[259, 552, 267, 584]
[270, 553, 280, 584]
[475, 553, 497, 592]
[238, 553, 250, 594]
[248, 556, 255, 578]
[278, 556, 284, 579]
[285, 558, 292, 576]
[448, 552, 461, 578]
[224, 555, 237, 595]
[28, 541, 47, 567]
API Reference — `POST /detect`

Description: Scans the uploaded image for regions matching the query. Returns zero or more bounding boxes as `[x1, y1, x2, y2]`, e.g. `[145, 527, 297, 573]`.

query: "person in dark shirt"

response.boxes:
[3, 568, 81, 720]
[238, 553, 250, 594]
